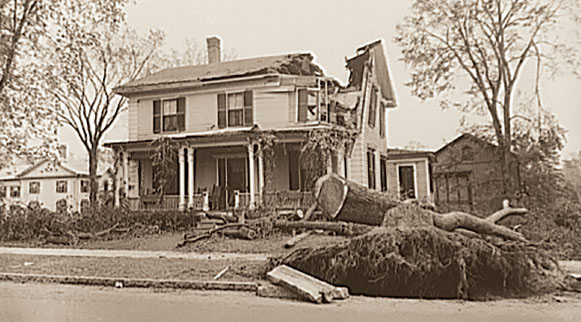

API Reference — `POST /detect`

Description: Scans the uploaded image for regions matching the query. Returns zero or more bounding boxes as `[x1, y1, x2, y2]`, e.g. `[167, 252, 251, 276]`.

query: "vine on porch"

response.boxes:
[300, 127, 358, 190]
[150, 136, 179, 204]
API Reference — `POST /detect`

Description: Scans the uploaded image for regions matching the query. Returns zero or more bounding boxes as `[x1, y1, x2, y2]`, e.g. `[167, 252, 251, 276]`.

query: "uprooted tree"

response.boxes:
[279, 173, 572, 299]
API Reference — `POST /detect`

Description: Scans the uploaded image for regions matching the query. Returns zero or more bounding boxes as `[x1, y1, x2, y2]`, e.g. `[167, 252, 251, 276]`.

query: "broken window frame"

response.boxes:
[296, 78, 332, 123]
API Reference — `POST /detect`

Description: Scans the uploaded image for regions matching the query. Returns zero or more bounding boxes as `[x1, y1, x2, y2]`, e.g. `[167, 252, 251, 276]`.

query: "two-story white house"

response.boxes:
[107, 37, 432, 211]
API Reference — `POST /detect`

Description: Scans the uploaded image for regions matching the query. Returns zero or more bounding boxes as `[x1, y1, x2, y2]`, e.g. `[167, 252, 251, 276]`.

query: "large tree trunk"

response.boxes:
[88, 146, 99, 205]
[313, 174, 527, 242]
[313, 173, 399, 225]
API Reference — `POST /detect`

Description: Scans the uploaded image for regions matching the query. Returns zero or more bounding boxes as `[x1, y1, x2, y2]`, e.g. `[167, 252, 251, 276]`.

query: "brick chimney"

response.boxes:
[206, 36, 221, 64]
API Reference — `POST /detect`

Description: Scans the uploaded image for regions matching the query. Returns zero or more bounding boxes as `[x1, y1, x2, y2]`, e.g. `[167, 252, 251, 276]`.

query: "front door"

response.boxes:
[217, 157, 248, 208]
[398, 165, 416, 200]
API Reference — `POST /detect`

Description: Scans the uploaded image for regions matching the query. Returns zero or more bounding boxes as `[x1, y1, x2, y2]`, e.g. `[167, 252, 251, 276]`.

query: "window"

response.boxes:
[461, 146, 474, 161]
[103, 180, 109, 191]
[10, 186, 20, 198]
[379, 102, 385, 138]
[29, 181, 40, 194]
[398, 165, 416, 200]
[217, 90, 253, 128]
[56, 180, 67, 193]
[56, 199, 67, 213]
[343, 156, 349, 179]
[81, 180, 89, 193]
[153, 98, 185, 133]
[0, 186, 6, 198]
[367, 149, 376, 189]
[297, 88, 327, 122]
[380, 156, 387, 192]
[288, 149, 300, 191]
[368, 86, 377, 128]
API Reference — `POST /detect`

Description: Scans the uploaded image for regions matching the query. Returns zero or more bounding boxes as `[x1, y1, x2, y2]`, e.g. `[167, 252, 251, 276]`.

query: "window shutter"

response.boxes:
[217, 93, 226, 128]
[243, 90, 253, 126]
[379, 102, 385, 137]
[177, 97, 186, 131]
[153, 100, 161, 133]
[297, 89, 308, 122]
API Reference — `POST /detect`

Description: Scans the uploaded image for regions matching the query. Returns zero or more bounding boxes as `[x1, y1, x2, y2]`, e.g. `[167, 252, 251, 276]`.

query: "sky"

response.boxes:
[93, 0, 581, 158]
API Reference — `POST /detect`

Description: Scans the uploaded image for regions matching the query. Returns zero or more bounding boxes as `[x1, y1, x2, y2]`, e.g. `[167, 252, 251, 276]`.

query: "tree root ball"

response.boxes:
[283, 227, 564, 300]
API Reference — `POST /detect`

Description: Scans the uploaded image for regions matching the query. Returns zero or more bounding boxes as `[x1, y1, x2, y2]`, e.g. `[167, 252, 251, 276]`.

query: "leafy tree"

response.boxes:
[45, 0, 165, 204]
[0, 0, 60, 168]
[396, 0, 580, 196]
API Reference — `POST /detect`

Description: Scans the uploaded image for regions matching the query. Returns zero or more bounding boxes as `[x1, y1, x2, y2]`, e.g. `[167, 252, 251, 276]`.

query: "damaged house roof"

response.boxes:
[346, 40, 397, 107]
[115, 53, 324, 95]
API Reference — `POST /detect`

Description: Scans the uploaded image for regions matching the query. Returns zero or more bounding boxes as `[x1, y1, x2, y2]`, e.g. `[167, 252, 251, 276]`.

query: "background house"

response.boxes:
[0, 159, 114, 212]
[106, 37, 399, 211]
[385, 148, 434, 202]
[432, 133, 520, 215]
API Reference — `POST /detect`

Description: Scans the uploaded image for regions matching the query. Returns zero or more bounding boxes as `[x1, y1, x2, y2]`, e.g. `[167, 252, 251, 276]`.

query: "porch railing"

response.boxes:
[127, 194, 203, 211]
[262, 191, 314, 209]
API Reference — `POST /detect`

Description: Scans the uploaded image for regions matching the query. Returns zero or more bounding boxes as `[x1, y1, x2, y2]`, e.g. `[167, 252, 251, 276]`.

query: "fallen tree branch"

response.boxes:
[285, 231, 313, 248]
[177, 223, 252, 248]
[274, 220, 373, 236]
[486, 207, 528, 223]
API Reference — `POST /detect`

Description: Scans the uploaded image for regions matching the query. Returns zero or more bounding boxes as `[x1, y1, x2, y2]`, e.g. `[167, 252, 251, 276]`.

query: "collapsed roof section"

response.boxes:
[115, 53, 324, 96]
[345, 40, 397, 107]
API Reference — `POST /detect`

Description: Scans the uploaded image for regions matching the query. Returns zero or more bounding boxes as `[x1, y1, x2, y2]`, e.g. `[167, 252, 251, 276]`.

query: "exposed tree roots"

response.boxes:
[283, 227, 565, 300]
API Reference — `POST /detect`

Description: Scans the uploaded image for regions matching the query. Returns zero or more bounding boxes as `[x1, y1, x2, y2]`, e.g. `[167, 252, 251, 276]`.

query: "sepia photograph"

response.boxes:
[0, 0, 580, 321]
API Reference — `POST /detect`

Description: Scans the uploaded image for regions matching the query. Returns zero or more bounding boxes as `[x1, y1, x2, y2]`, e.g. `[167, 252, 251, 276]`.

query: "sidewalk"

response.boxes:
[0, 247, 269, 261]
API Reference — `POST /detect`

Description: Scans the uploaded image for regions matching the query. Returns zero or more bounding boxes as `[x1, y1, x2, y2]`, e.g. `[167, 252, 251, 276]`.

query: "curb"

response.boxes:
[0, 272, 258, 292]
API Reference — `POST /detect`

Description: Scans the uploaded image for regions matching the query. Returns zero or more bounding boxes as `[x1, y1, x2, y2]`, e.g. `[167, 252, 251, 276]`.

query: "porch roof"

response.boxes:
[104, 123, 336, 150]
[386, 148, 435, 162]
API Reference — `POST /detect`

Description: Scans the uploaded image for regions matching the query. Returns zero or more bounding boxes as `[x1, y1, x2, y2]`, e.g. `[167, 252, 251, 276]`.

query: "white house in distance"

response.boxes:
[0, 158, 114, 212]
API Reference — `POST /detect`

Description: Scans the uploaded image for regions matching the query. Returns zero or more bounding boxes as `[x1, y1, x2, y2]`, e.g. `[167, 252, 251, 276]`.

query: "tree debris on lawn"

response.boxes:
[272, 173, 574, 300]
[213, 265, 230, 280]
[266, 265, 349, 304]
[284, 231, 313, 248]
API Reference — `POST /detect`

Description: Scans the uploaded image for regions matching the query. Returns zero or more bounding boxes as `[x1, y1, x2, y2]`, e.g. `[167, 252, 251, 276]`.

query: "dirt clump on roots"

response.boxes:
[283, 227, 565, 300]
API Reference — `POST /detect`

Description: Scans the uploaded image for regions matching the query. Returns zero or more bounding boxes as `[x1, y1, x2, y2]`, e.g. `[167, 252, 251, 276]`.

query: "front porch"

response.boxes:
[115, 136, 324, 212]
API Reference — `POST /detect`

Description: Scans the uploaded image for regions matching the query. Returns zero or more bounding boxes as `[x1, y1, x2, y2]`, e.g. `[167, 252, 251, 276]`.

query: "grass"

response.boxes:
[0, 254, 264, 282]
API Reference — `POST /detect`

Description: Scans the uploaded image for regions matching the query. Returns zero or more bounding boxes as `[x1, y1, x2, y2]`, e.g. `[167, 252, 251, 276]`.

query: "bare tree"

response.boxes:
[396, 0, 580, 195]
[46, 0, 165, 204]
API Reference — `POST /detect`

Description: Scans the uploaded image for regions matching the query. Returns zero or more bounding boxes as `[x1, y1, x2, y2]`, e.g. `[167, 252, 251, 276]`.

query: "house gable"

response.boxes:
[17, 161, 78, 179]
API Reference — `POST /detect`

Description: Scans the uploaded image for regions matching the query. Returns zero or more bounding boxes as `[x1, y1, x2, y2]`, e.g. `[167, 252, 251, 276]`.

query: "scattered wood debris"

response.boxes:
[266, 265, 349, 304]
[284, 231, 313, 248]
[213, 265, 230, 280]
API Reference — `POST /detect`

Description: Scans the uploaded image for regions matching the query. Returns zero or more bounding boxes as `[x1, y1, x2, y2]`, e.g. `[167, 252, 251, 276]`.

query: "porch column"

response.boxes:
[187, 147, 195, 209]
[337, 150, 345, 178]
[114, 151, 122, 207]
[178, 146, 186, 210]
[247, 143, 256, 210]
[123, 151, 129, 196]
[258, 152, 264, 201]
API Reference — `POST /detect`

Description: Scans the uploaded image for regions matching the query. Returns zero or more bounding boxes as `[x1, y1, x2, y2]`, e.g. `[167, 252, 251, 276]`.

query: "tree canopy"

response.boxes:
[396, 0, 580, 193]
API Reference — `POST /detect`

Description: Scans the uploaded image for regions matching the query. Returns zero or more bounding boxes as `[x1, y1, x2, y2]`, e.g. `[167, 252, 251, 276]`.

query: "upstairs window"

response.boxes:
[0, 186, 6, 198]
[153, 97, 185, 133]
[218, 90, 253, 128]
[10, 186, 20, 198]
[368, 86, 377, 128]
[56, 180, 67, 193]
[29, 181, 40, 194]
[297, 89, 319, 122]
[379, 102, 385, 138]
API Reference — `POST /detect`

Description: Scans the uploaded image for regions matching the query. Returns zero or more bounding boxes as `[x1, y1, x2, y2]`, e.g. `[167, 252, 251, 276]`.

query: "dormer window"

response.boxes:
[217, 90, 253, 128]
[153, 97, 185, 133]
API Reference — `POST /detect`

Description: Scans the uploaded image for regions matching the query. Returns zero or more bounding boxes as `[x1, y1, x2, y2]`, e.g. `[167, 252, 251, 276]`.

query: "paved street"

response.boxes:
[0, 282, 579, 322]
